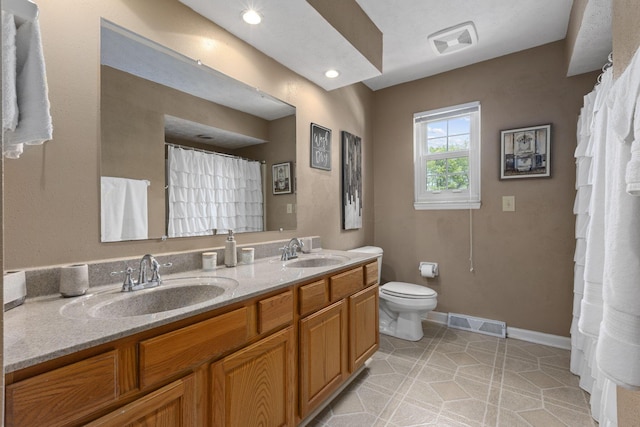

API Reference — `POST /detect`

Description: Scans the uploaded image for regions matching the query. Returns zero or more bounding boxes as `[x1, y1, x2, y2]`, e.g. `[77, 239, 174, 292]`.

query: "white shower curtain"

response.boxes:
[167, 145, 263, 237]
[571, 67, 617, 426]
[572, 46, 640, 426]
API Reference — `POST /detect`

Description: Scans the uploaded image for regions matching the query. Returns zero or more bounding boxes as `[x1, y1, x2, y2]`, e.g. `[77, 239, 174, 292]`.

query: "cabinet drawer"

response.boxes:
[329, 267, 364, 301]
[258, 290, 293, 334]
[299, 279, 329, 316]
[6, 351, 119, 427]
[139, 307, 248, 388]
[365, 261, 379, 286]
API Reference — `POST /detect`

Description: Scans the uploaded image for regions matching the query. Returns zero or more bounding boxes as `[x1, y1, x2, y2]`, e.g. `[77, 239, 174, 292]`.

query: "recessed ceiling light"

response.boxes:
[242, 9, 262, 25]
[325, 69, 340, 79]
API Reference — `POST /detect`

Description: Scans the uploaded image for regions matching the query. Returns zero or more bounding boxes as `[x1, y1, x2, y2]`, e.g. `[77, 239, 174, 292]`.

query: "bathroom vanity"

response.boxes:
[4, 250, 379, 426]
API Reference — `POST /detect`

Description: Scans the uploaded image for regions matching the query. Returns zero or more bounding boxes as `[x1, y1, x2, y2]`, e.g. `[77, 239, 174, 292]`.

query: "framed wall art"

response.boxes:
[341, 131, 362, 230]
[310, 123, 331, 170]
[500, 124, 551, 179]
[272, 162, 292, 194]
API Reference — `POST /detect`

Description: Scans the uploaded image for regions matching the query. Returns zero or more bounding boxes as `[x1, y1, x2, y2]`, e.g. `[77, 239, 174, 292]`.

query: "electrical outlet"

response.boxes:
[287, 203, 292, 214]
[502, 196, 515, 212]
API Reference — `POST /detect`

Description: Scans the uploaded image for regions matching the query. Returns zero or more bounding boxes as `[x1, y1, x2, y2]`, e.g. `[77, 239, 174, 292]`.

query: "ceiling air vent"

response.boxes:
[428, 21, 478, 56]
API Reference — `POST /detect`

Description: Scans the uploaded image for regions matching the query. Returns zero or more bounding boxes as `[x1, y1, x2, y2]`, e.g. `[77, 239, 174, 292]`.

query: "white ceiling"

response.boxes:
[164, 115, 268, 147]
[178, 0, 612, 91]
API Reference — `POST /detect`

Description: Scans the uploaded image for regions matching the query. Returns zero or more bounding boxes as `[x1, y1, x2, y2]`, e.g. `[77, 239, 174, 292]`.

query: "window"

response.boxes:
[414, 101, 481, 210]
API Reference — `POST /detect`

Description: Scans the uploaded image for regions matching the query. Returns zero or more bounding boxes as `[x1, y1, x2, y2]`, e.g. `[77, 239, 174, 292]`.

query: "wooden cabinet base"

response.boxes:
[5, 260, 380, 427]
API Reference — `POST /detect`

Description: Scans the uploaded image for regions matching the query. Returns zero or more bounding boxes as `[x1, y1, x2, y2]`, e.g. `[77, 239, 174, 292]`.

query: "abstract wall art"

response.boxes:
[341, 131, 362, 230]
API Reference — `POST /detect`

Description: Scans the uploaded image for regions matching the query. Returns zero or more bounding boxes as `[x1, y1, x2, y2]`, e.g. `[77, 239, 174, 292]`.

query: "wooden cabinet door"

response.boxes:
[299, 299, 348, 417]
[211, 327, 295, 427]
[349, 285, 379, 372]
[86, 374, 197, 427]
[6, 351, 119, 427]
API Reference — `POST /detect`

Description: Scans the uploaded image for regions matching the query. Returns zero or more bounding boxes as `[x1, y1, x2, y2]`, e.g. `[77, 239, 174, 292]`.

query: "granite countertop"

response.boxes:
[4, 250, 376, 373]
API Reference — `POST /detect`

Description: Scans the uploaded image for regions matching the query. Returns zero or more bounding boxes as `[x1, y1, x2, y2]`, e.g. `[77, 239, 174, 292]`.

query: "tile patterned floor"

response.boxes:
[308, 322, 597, 427]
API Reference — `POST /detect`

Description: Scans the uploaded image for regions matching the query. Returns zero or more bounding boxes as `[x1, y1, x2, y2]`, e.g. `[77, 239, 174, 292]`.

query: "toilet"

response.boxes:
[349, 246, 438, 341]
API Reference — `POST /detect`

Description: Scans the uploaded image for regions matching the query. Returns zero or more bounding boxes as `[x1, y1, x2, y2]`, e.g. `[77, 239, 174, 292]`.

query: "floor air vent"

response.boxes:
[447, 313, 506, 338]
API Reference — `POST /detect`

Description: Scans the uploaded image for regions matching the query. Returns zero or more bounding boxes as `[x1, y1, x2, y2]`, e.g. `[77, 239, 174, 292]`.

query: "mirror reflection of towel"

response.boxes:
[101, 177, 149, 242]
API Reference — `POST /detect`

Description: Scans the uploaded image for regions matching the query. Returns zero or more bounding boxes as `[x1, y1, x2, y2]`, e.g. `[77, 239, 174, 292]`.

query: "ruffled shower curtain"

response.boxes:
[572, 46, 640, 426]
[167, 145, 263, 237]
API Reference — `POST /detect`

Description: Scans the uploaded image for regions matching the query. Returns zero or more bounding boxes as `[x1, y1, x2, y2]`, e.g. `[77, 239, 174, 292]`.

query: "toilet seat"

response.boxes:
[381, 282, 437, 299]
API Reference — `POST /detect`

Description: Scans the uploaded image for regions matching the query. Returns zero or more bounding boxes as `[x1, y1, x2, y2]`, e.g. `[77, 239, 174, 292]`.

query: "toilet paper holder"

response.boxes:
[419, 262, 439, 278]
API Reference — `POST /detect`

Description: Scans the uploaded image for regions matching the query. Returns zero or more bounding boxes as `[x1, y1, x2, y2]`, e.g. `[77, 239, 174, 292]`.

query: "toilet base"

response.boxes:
[379, 310, 425, 341]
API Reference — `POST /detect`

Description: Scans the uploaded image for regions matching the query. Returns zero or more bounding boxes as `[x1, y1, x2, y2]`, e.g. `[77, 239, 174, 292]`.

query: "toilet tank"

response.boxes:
[348, 246, 383, 284]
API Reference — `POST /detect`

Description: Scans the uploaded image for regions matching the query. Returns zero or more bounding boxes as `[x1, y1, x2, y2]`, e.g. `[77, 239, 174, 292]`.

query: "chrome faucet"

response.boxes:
[111, 254, 171, 292]
[281, 238, 304, 261]
[138, 254, 161, 287]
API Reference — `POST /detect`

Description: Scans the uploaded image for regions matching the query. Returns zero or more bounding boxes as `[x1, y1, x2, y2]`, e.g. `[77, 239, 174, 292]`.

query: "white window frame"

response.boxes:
[413, 101, 481, 210]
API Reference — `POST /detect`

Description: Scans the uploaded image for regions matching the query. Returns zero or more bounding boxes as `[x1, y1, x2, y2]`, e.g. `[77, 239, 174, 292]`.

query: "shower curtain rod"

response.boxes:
[165, 142, 264, 164]
[595, 52, 614, 86]
[2, 0, 38, 21]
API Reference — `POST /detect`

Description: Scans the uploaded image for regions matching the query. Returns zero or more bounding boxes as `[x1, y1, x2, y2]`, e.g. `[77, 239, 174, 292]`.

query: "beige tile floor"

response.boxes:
[308, 322, 597, 427]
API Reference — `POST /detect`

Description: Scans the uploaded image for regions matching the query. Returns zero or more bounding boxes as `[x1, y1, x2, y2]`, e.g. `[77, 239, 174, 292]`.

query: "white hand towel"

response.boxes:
[4, 15, 53, 156]
[609, 47, 640, 146]
[2, 11, 18, 133]
[101, 177, 149, 242]
[625, 107, 640, 195]
[101, 177, 127, 242]
[626, 138, 640, 195]
[597, 306, 640, 389]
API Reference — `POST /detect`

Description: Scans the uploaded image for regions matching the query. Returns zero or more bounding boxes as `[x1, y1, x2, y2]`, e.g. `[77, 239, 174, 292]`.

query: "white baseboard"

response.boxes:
[425, 310, 448, 325]
[506, 327, 571, 350]
[422, 311, 571, 350]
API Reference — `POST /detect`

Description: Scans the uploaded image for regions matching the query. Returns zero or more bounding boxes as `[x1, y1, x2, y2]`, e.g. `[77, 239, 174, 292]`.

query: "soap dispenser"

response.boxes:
[224, 230, 237, 267]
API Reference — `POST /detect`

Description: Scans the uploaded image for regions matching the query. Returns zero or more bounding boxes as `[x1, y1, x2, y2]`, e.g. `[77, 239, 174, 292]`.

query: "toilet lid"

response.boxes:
[381, 282, 437, 299]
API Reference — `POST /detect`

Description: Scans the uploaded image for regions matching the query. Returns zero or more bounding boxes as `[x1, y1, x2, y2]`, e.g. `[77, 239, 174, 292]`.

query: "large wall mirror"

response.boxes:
[100, 20, 297, 242]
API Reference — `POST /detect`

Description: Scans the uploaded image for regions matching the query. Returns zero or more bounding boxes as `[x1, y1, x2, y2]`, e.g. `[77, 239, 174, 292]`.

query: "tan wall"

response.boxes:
[611, 0, 640, 423]
[265, 116, 297, 231]
[612, 0, 640, 78]
[3, 0, 374, 269]
[372, 41, 597, 336]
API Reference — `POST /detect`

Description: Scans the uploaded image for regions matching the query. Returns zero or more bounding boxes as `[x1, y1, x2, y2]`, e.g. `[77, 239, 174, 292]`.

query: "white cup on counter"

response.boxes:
[202, 252, 217, 271]
[241, 248, 255, 264]
[59, 264, 89, 297]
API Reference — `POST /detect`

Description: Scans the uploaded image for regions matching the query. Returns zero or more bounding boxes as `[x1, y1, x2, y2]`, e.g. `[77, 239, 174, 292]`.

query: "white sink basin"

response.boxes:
[61, 276, 237, 319]
[285, 255, 349, 269]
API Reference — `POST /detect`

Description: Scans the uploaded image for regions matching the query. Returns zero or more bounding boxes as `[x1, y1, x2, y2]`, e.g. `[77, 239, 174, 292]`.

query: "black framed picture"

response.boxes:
[500, 124, 551, 179]
[272, 162, 292, 194]
[310, 123, 331, 171]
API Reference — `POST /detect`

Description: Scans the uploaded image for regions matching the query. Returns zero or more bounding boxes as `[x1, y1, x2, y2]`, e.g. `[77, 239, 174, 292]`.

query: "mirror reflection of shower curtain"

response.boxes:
[167, 145, 263, 237]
